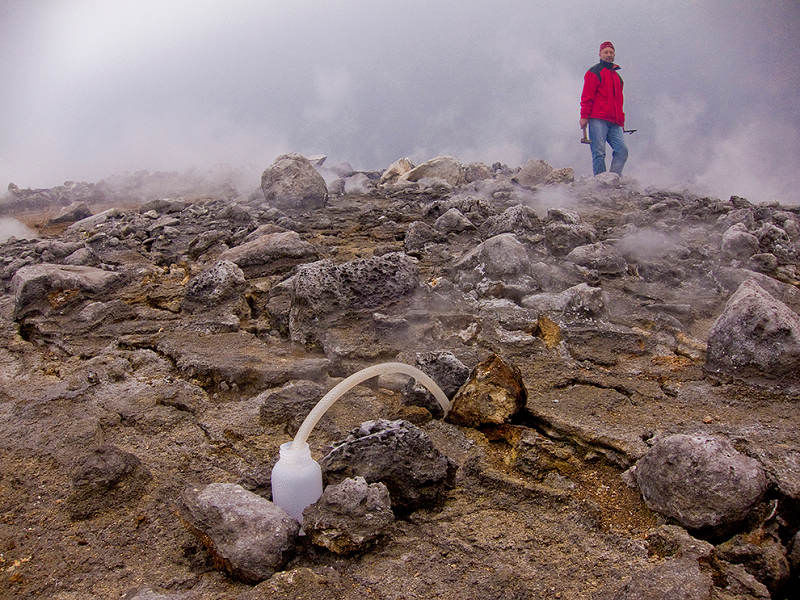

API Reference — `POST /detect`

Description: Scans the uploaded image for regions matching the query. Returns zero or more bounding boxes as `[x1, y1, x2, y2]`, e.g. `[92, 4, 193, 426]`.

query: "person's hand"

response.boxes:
[579, 118, 588, 128]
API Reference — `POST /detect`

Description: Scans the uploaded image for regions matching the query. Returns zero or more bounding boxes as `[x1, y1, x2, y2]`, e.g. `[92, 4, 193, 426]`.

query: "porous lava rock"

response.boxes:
[66, 444, 152, 519]
[447, 354, 527, 427]
[402, 350, 470, 418]
[705, 278, 800, 380]
[715, 531, 791, 595]
[218, 231, 318, 278]
[302, 476, 394, 555]
[515, 159, 554, 187]
[261, 153, 328, 210]
[319, 419, 456, 514]
[178, 483, 299, 583]
[181, 260, 246, 314]
[631, 434, 767, 532]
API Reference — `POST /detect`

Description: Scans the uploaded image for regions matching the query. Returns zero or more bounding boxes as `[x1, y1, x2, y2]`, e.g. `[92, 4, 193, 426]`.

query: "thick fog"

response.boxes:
[2, 0, 799, 204]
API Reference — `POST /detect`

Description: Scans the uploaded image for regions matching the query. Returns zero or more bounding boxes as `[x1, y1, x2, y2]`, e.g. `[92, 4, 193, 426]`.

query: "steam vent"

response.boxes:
[1, 155, 799, 599]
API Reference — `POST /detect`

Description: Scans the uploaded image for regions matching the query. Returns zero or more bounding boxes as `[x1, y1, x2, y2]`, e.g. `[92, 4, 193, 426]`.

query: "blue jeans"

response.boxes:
[588, 119, 628, 175]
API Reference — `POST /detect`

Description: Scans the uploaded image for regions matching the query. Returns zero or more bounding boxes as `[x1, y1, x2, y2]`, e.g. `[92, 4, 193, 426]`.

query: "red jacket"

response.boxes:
[580, 61, 625, 127]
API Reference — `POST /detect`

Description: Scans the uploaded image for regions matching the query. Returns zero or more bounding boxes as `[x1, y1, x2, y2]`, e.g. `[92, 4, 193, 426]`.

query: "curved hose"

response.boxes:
[291, 362, 450, 449]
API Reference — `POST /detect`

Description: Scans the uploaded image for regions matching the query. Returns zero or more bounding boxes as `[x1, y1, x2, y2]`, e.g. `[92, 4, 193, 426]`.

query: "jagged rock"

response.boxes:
[35, 240, 84, 259]
[545, 221, 596, 256]
[403, 220, 442, 253]
[320, 419, 456, 513]
[749, 253, 778, 272]
[181, 260, 246, 314]
[11, 263, 124, 319]
[401, 156, 464, 186]
[218, 231, 318, 278]
[261, 153, 328, 210]
[401, 350, 470, 417]
[447, 354, 526, 427]
[453, 233, 529, 279]
[705, 279, 800, 380]
[66, 445, 151, 519]
[342, 173, 375, 196]
[521, 282, 606, 320]
[645, 525, 714, 560]
[65, 208, 121, 235]
[630, 434, 767, 531]
[463, 162, 492, 183]
[593, 172, 621, 187]
[379, 157, 414, 185]
[515, 159, 553, 187]
[48, 202, 92, 224]
[434, 208, 474, 233]
[239, 567, 343, 600]
[721, 223, 760, 259]
[257, 380, 326, 431]
[302, 476, 394, 554]
[715, 531, 790, 594]
[480, 204, 541, 238]
[566, 242, 627, 275]
[289, 253, 419, 345]
[544, 167, 574, 184]
[178, 483, 299, 583]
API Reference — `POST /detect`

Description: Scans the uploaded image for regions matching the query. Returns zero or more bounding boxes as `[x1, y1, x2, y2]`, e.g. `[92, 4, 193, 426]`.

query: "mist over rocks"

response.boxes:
[1, 152, 800, 599]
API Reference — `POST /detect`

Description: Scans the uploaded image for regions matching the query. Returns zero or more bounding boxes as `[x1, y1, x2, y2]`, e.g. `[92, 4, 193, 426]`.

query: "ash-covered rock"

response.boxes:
[261, 153, 328, 210]
[302, 476, 394, 554]
[178, 483, 299, 583]
[320, 419, 456, 513]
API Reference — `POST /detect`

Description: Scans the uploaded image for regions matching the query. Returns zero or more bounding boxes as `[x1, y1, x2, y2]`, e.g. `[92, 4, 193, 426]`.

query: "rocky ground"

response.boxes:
[0, 155, 798, 599]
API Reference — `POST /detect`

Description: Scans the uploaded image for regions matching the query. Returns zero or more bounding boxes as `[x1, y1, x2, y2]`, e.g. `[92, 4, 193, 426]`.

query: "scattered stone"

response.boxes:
[715, 531, 791, 594]
[515, 159, 553, 187]
[401, 156, 464, 186]
[302, 476, 394, 554]
[48, 202, 92, 224]
[178, 483, 299, 583]
[218, 231, 318, 278]
[379, 157, 415, 185]
[566, 241, 627, 275]
[721, 223, 760, 259]
[480, 204, 541, 238]
[434, 208, 474, 233]
[544, 220, 596, 256]
[447, 354, 526, 427]
[66, 445, 151, 519]
[261, 153, 328, 210]
[401, 350, 470, 417]
[631, 434, 767, 531]
[452, 233, 529, 279]
[320, 419, 456, 513]
[705, 279, 800, 380]
[181, 260, 246, 314]
[544, 167, 574, 185]
[257, 379, 326, 432]
[403, 220, 442, 253]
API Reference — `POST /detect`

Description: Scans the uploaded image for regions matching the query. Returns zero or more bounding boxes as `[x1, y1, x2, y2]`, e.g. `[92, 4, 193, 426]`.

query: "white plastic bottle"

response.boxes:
[270, 440, 323, 523]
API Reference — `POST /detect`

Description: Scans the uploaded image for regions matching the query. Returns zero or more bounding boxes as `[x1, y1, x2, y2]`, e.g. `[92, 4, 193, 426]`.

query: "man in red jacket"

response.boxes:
[580, 41, 628, 176]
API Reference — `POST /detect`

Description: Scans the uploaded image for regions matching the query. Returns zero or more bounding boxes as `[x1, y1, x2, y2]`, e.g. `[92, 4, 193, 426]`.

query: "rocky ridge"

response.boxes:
[0, 154, 799, 599]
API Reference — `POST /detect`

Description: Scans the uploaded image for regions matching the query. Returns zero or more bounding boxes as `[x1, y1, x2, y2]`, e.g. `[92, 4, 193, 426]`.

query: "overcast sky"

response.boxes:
[2, 0, 799, 204]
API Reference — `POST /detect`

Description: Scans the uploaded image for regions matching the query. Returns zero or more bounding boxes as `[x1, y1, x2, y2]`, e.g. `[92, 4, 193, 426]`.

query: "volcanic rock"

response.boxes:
[379, 157, 414, 185]
[515, 159, 553, 187]
[302, 476, 394, 555]
[218, 231, 318, 278]
[66, 444, 151, 519]
[319, 419, 456, 513]
[257, 379, 326, 432]
[401, 156, 464, 186]
[447, 354, 526, 427]
[48, 202, 92, 225]
[453, 233, 529, 279]
[721, 223, 760, 259]
[261, 153, 328, 210]
[434, 208, 474, 233]
[178, 483, 299, 583]
[480, 204, 541, 238]
[705, 279, 800, 380]
[715, 531, 790, 594]
[631, 434, 767, 531]
[401, 350, 470, 417]
[181, 260, 246, 314]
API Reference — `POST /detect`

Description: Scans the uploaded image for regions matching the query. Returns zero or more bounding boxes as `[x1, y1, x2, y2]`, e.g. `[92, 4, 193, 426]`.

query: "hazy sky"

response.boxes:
[2, 0, 799, 204]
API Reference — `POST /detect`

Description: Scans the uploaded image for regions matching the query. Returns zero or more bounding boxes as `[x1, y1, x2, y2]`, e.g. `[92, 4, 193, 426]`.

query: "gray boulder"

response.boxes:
[379, 157, 414, 185]
[705, 279, 800, 380]
[11, 263, 124, 319]
[404, 221, 442, 254]
[463, 162, 492, 182]
[320, 419, 456, 513]
[261, 153, 328, 210]
[181, 260, 246, 314]
[48, 202, 92, 225]
[631, 434, 767, 531]
[289, 253, 419, 345]
[566, 242, 627, 275]
[178, 483, 299, 583]
[721, 223, 759, 259]
[218, 231, 318, 278]
[521, 283, 606, 320]
[401, 156, 464, 186]
[257, 380, 326, 432]
[434, 208, 474, 233]
[302, 476, 394, 555]
[453, 233, 529, 279]
[402, 350, 470, 417]
[66, 445, 151, 519]
[515, 159, 553, 187]
[716, 532, 790, 595]
[545, 221, 597, 256]
[480, 204, 541, 238]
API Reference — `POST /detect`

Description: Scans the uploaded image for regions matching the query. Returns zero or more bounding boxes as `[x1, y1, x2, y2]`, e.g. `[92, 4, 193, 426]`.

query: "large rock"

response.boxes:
[631, 434, 768, 531]
[480, 204, 542, 238]
[447, 354, 526, 427]
[721, 223, 760, 259]
[302, 476, 394, 555]
[257, 380, 326, 432]
[66, 445, 151, 519]
[515, 159, 553, 187]
[11, 263, 124, 319]
[218, 231, 318, 278]
[402, 350, 470, 417]
[566, 242, 627, 275]
[521, 283, 606, 320]
[705, 279, 800, 380]
[319, 419, 456, 513]
[261, 153, 328, 210]
[181, 260, 246, 314]
[715, 532, 791, 594]
[452, 233, 529, 279]
[434, 208, 474, 233]
[178, 483, 299, 583]
[289, 253, 419, 345]
[400, 156, 464, 186]
[379, 157, 414, 185]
